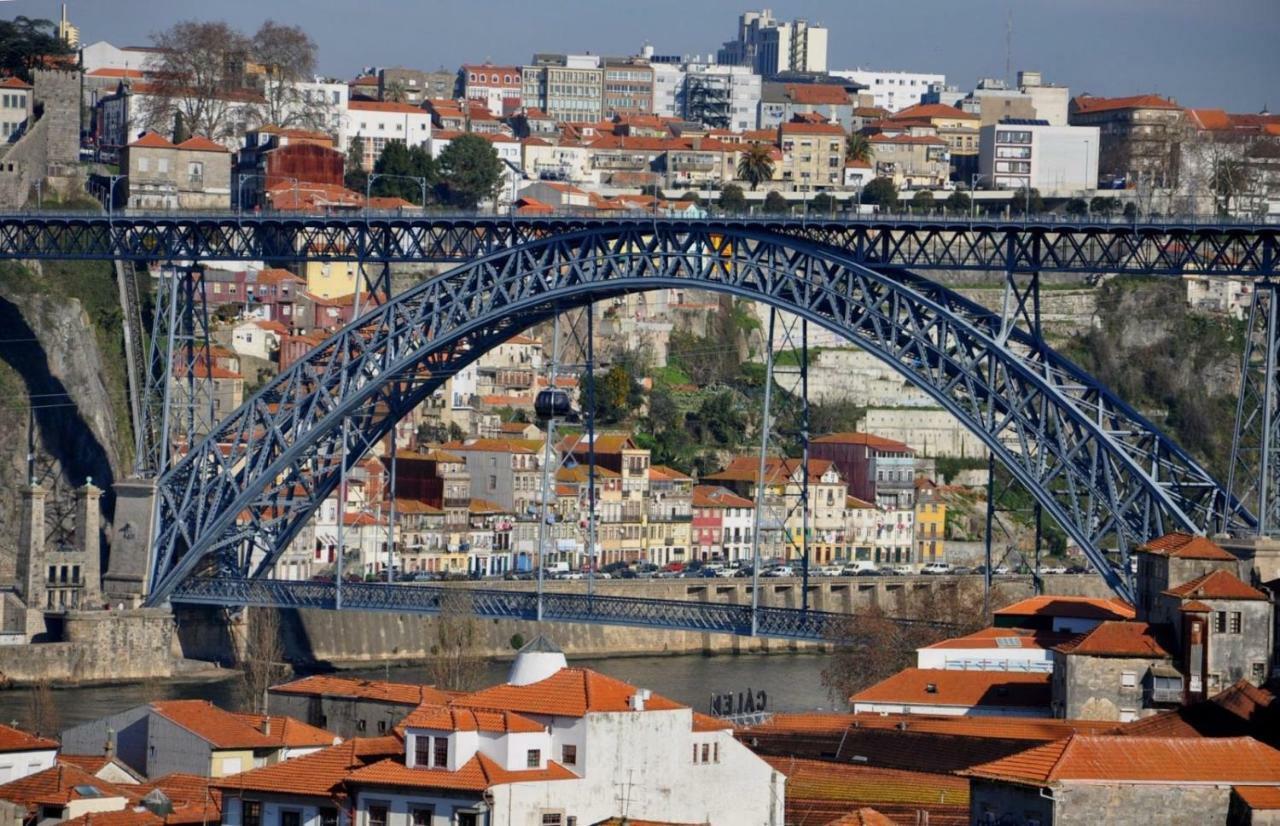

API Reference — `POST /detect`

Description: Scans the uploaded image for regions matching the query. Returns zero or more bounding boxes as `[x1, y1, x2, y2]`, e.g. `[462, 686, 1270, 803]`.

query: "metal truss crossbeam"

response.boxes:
[144, 226, 1251, 610]
[0, 214, 1274, 276]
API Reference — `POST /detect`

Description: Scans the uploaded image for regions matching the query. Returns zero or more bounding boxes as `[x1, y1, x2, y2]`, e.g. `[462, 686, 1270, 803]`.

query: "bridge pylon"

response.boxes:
[1229, 281, 1280, 536]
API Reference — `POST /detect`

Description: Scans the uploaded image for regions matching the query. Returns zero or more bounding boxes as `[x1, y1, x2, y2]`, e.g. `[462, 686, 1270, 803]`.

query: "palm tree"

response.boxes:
[737, 144, 775, 190]
[845, 133, 874, 165]
[383, 81, 409, 103]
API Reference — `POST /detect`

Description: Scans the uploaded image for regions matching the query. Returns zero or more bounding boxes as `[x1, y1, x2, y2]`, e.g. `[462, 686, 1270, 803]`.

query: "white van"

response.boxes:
[840, 560, 879, 575]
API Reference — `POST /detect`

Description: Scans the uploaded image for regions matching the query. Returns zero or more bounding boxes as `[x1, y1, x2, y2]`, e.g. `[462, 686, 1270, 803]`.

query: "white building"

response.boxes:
[0, 725, 58, 784]
[1184, 274, 1254, 321]
[831, 68, 944, 112]
[1017, 70, 1070, 127]
[681, 62, 762, 132]
[917, 627, 1066, 672]
[978, 121, 1099, 197]
[718, 9, 828, 75]
[79, 40, 163, 75]
[215, 638, 786, 825]
[651, 61, 684, 119]
[231, 319, 287, 362]
[849, 668, 1052, 717]
[346, 99, 432, 171]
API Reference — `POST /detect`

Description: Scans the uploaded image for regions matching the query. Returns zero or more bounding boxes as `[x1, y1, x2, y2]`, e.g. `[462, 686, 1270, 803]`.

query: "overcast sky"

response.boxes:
[12, 0, 1279, 112]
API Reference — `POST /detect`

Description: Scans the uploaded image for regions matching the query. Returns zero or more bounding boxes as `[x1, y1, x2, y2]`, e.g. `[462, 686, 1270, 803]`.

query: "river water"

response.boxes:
[0, 652, 838, 733]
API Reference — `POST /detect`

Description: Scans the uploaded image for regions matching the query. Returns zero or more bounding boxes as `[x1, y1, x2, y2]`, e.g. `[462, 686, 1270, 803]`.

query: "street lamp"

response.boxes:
[366, 172, 427, 215]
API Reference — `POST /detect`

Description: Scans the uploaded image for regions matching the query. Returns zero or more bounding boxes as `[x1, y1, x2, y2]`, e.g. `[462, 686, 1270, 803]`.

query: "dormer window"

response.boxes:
[526, 748, 541, 768]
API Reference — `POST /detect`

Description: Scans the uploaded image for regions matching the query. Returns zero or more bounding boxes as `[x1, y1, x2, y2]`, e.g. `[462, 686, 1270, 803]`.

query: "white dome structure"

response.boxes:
[507, 634, 568, 686]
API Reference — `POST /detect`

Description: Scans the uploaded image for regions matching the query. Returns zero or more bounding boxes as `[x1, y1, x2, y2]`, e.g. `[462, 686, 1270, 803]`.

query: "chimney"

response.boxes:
[104, 728, 115, 760]
[629, 688, 651, 711]
[260, 717, 272, 736]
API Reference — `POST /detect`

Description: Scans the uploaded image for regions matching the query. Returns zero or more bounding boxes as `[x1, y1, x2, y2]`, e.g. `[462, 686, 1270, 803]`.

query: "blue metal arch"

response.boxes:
[146, 225, 1242, 605]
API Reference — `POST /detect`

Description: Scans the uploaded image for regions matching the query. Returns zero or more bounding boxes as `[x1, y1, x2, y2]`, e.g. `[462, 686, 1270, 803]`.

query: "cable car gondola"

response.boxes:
[534, 388, 578, 423]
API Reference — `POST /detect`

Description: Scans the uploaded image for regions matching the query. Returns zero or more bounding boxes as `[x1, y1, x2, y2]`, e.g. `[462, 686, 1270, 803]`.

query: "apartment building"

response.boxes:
[602, 57, 654, 117]
[522, 54, 604, 123]
[459, 63, 522, 116]
[123, 131, 231, 209]
[680, 63, 762, 132]
[718, 9, 828, 76]
[0, 77, 32, 143]
[977, 120, 1100, 196]
[345, 99, 432, 171]
[832, 68, 944, 112]
[1069, 93, 1185, 186]
[779, 119, 845, 190]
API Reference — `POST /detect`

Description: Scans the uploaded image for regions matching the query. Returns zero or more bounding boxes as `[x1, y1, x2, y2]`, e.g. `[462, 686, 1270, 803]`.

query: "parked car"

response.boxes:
[815, 564, 844, 577]
[1065, 565, 1090, 575]
[1042, 565, 1067, 574]
[854, 568, 882, 577]
[763, 565, 795, 578]
[951, 566, 973, 575]
[921, 562, 953, 575]
[840, 561, 878, 576]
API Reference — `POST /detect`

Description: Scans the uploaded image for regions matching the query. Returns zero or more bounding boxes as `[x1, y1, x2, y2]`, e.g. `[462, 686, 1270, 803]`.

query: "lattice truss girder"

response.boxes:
[0, 215, 1275, 276]
[1229, 282, 1280, 535]
[147, 227, 1245, 605]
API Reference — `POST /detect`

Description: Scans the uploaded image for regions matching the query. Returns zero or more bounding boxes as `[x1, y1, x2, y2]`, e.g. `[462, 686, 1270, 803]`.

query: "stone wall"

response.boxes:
[31, 70, 80, 170]
[0, 608, 175, 684]
[1054, 651, 1170, 721]
[1055, 782, 1231, 826]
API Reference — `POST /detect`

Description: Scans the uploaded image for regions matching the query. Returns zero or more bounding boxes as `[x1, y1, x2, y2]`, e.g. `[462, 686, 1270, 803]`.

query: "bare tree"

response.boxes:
[425, 591, 488, 691]
[26, 680, 58, 737]
[142, 21, 254, 142]
[235, 607, 289, 713]
[250, 21, 328, 131]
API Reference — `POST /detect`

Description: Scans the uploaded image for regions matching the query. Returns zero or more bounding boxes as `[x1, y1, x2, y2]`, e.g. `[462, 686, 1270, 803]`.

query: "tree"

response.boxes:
[737, 144, 775, 190]
[172, 111, 191, 144]
[1010, 187, 1044, 216]
[251, 21, 328, 131]
[679, 190, 701, 206]
[345, 134, 368, 192]
[235, 607, 289, 713]
[25, 680, 58, 737]
[425, 591, 487, 691]
[383, 81, 409, 103]
[436, 134, 503, 208]
[1064, 197, 1089, 217]
[143, 21, 254, 142]
[845, 132, 874, 164]
[762, 190, 788, 214]
[809, 192, 837, 215]
[718, 183, 747, 213]
[686, 391, 746, 447]
[911, 189, 935, 213]
[0, 17, 72, 82]
[944, 190, 971, 213]
[861, 177, 899, 209]
[1123, 201, 1139, 220]
[1090, 196, 1120, 217]
[372, 141, 438, 205]
[596, 364, 642, 424]
[1211, 158, 1251, 214]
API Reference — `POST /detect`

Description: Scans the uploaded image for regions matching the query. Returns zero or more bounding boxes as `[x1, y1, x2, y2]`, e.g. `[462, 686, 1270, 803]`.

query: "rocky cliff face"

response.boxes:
[0, 260, 127, 578]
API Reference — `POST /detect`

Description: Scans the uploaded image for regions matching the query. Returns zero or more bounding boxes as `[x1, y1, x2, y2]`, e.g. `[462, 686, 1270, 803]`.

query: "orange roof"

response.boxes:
[691, 485, 755, 509]
[400, 704, 544, 734]
[0, 76, 32, 89]
[1072, 94, 1182, 114]
[1235, 786, 1280, 810]
[993, 595, 1135, 621]
[868, 133, 947, 146]
[766, 756, 968, 816]
[748, 711, 1113, 741]
[442, 438, 537, 455]
[128, 131, 175, 149]
[348, 100, 428, 114]
[270, 674, 451, 706]
[1054, 621, 1171, 658]
[1187, 108, 1234, 131]
[1138, 532, 1237, 560]
[255, 267, 304, 285]
[781, 121, 846, 136]
[150, 700, 281, 750]
[347, 752, 575, 791]
[704, 455, 839, 486]
[454, 667, 685, 718]
[891, 103, 979, 122]
[923, 626, 1074, 651]
[649, 464, 692, 482]
[86, 68, 144, 80]
[824, 811, 896, 826]
[850, 668, 1050, 710]
[784, 84, 852, 106]
[691, 712, 733, 732]
[176, 135, 228, 153]
[469, 498, 509, 515]
[964, 735, 1280, 787]
[0, 723, 57, 753]
[812, 432, 913, 452]
[0, 763, 129, 810]
[1163, 568, 1267, 601]
[230, 713, 339, 748]
[213, 738, 400, 797]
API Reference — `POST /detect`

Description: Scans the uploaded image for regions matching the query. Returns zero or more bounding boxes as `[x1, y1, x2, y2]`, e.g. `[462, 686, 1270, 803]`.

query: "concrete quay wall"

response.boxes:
[0, 608, 177, 685]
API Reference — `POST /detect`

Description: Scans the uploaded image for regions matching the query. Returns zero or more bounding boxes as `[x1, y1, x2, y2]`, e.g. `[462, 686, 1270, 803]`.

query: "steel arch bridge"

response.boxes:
[145, 223, 1249, 611]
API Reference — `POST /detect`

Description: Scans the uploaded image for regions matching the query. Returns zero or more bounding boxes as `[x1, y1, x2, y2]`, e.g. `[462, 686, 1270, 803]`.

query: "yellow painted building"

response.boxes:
[305, 259, 360, 299]
[915, 478, 947, 562]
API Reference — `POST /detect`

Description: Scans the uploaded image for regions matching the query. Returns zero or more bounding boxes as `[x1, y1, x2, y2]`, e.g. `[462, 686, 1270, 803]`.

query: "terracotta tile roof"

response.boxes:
[849, 668, 1050, 710]
[1072, 94, 1182, 114]
[812, 432, 913, 452]
[1180, 599, 1213, 612]
[781, 121, 846, 136]
[270, 675, 451, 706]
[347, 752, 575, 791]
[1054, 621, 1171, 658]
[254, 267, 304, 285]
[891, 103, 979, 122]
[441, 438, 538, 455]
[176, 135, 228, 153]
[400, 703, 544, 734]
[784, 84, 852, 106]
[128, 131, 175, 149]
[1119, 680, 1280, 747]
[86, 68, 144, 80]
[868, 133, 947, 146]
[691, 485, 755, 509]
[1164, 569, 1267, 601]
[230, 713, 340, 748]
[846, 495, 876, 509]
[214, 739, 390, 797]
[0, 764, 129, 810]
[348, 100, 428, 114]
[0, 723, 57, 753]
[468, 498, 509, 514]
[1138, 532, 1237, 560]
[748, 712, 1113, 741]
[993, 595, 1135, 621]
[1235, 785, 1280, 810]
[704, 456, 839, 486]
[691, 712, 734, 732]
[1187, 108, 1234, 131]
[922, 626, 1074, 651]
[59, 810, 161, 826]
[766, 756, 968, 825]
[150, 700, 288, 750]
[140, 773, 222, 824]
[0, 76, 32, 89]
[453, 667, 685, 718]
[963, 735, 1280, 786]
[392, 498, 444, 515]
[649, 464, 691, 482]
[823, 810, 897, 826]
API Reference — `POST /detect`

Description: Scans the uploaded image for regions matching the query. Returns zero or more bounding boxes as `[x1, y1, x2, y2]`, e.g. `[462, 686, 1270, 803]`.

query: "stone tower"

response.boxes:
[16, 484, 47, 610]
[75, 480, 103, 608]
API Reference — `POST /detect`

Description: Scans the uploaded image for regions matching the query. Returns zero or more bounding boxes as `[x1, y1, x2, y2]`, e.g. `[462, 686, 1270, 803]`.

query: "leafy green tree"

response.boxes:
[763, 190, 789, 214]
[0, 16, 72, 82]
[718, 183, 747, 213]
[861, 177, 899, 209]
[845, 132, 874, 164]
[345, 135, 368, 192]
[436, 134, 504, 209]
[1123, 201, 1139, 220]
[1064, 197, 1089, 217]
[737, 144, 775, 190]
[596, 364, 642, 424]
[911, 190, 935, 213]
[1090, 196, 1120, 217]
[679, 190, 701, 205]
[686, 391, 745, 447]
[372, 141, 438, 204]
[809, 192, 838, 215]
[172, 111, 191, 144]
[1010, 187, 1044, 215]
[944, 190, 971, 212]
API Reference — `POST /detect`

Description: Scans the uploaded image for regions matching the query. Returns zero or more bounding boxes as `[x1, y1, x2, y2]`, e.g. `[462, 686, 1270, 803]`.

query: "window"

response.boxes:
[377, 719, 387, 734]
[367, 805, 388, 826]
[356, 719, 367, 732]
[433, 735, 448, 767]
[138, 157, 149, 172]
[541, 815, 563, 826]
[281, 812, 301, 826]
[415, 735, 431, 767]
[1213, 611, 1227, 633]
[692, 743, 699, 763]
[561, 744, 577, 765]
[701, 743, 710, 763]
[1253, 662, 1267, 683]
[157, 158, 169, 173]
[319, 809, 338, 826]
[713, 742, 720, 763]
[410, 807, 433, 826]
[1229, 612, 1242, 634]
[1121, 671, 1137, 688]
[527, 748, 541, 768]
[243, 802, 262, 826]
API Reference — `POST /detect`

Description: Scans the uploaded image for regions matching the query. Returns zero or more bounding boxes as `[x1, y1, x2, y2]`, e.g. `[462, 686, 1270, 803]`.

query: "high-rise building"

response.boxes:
[679, 63, 761, 131]
[56, 4, 78, 48]
[718, 9, 828, 77]
[521, 54, 604, 123]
